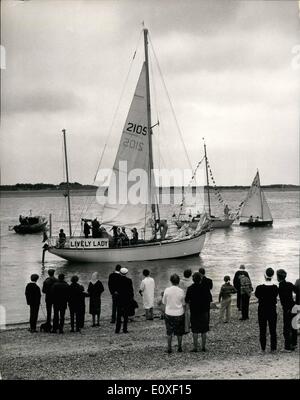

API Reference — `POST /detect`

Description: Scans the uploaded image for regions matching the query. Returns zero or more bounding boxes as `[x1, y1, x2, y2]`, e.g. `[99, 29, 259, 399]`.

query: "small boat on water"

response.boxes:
[12, 215, 48, 234]
[239, 170, 273, 227]
[45, 28, 207, 263]
[175, 140, 235, 230]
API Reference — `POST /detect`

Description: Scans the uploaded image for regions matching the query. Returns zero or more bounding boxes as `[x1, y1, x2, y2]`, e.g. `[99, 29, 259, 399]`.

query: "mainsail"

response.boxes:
[101, 63, 156, 229]
[240, 171, 272, 221]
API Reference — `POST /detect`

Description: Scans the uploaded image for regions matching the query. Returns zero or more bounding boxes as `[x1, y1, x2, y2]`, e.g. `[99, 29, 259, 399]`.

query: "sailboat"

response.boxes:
[45, 29, 207, 263]
[239, 170, 273, 227]
[175, 140, 234, 230]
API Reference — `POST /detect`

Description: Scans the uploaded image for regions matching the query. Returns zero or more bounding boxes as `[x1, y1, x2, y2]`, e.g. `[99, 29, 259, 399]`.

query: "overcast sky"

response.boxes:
[1, 0, 299, 185]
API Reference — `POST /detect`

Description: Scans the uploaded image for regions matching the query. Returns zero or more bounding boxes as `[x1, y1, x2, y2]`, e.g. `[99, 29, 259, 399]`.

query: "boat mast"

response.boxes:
[203, 140, 211, 217]
[62, 129, 72, 237]
[257, 170, 264, 220]
[144, 28, 157, 236]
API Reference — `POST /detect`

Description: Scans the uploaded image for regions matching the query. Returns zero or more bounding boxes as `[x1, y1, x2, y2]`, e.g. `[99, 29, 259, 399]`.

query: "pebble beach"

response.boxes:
[0, 302, 298, 380]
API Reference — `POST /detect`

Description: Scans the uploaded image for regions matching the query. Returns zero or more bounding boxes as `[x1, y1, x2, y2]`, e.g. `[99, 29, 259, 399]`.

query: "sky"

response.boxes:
[1, 0, 299, 186]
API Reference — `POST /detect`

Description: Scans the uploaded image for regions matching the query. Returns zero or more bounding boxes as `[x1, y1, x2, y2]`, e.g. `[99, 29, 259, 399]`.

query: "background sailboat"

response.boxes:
[46, 28, 207, 263]
[239, 170, 273, 227]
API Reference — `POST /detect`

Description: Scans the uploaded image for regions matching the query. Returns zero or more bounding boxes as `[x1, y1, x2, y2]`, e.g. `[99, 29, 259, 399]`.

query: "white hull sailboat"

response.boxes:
[239, 170, 273, 227]
[46, 29, 207, 263]
[175, 140, 234, 230]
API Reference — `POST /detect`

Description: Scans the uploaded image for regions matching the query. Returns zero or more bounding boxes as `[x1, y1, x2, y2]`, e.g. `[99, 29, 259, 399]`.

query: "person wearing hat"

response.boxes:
[233, 265, 251, 312]
[276, 269, 297, 351]
[255, 267, 279, 352]
[115, 267, 134, 334]
[25, 274, 41, 333]
[42, 269, 58, 331]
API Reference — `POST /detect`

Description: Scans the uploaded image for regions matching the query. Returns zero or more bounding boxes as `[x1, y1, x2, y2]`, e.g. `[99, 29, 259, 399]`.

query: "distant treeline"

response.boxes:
[0, 183, 299, 191]
[0, 182, 98, 191]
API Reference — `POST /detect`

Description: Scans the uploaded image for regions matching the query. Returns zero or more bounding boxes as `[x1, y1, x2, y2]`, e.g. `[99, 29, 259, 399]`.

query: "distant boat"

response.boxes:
[12, 215, 48, 234]
[175, 140, 234, 230]
[45, 28, 207, 263]
[239, 171, 273, 227]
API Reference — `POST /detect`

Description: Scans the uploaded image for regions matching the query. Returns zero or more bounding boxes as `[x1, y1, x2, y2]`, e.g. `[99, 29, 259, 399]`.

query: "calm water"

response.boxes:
[0, 189, 299, 324]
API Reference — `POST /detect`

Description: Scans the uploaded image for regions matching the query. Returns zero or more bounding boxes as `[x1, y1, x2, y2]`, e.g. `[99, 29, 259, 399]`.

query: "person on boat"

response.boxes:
[58, 229, 66, 248]
[162, 273, 185, 354]
[179, 269, 193, 334]
[248, 215, 254, 223]
[108, 264, 122, 324]
[119, 227, 129, 246]
[19, 215, 23, 224]
[218, 276, 237, 323]
[42, 269, 58, 331]
[139, 269, 155, 320]
[224, 204, 230, 217]
[255, 216, 260, 222]
[110, 225, 121, 247]
[276, 269, 297, 351]
[185, 272, 212, 352]
[25, 274, 41, 333]
[233, 265, 250, 312]
[239, 271, 253, 320]
[69, 275, 85, 333]
[156, 219, 168, 240]
[255, 268, 278, 353]
[88, 272, 104, 327]
[131, 227, 138, 245]
[51, 273, 69, 334]
[114, 267, 134, 334]
[92, 218, 101, 238]
[83, 220, 92, 238]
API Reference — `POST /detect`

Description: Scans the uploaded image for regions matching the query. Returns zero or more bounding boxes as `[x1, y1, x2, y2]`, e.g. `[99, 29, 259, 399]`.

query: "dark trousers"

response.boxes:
[116, 304, 129, 333]
[45, 299, 54, 327]
[236, 291, 241, 311]
[53, 305, 66, 332]
[241, 294, 250, 319]
[283, 310, 298, 349]
[69, 307, 81, 331]
[111, 294, 118, 322]
[258, 311, 277, 351]
[29, 304, 39, 331]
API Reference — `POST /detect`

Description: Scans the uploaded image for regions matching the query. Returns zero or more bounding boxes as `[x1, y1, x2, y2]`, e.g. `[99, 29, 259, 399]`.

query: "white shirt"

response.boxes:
[162, 285, 185, 316]
[140, 276, 155, 309]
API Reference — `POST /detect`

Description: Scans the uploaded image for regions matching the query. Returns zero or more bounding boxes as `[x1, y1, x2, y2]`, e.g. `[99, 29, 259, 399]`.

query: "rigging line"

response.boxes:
[149, 34, 193, 171]
[93, 29, 143, 183]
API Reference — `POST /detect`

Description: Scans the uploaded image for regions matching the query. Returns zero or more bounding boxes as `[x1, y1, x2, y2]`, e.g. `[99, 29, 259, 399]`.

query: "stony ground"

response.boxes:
[0, 303, 299, 380]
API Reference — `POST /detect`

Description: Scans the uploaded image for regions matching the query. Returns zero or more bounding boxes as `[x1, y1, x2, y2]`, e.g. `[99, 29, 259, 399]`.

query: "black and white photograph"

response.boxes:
[0, 0, 299, 385]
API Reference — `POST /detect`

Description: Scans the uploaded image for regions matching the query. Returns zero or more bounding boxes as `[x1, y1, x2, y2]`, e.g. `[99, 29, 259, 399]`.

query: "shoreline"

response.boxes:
[0, 303, 298, 380]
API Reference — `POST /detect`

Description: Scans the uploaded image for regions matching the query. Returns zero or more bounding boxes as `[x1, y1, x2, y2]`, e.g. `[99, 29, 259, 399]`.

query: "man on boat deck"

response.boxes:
[92, 218, 101, 238]
[255, 216, 260, 222]
[248, 216, 253, 223]
[131, 228, 138, 245]
[83, 220, 91, 238]
[224, 204, 229, 217]
[58, 229, 66, 248]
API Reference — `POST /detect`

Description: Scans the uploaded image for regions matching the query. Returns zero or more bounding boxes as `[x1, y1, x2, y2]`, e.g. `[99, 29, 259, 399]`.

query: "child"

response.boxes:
[218, 276, 236, 323]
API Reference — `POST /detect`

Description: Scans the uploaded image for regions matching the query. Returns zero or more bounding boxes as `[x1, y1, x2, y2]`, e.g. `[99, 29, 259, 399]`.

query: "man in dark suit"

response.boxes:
[42, 269, 57, 330]
[108, 264, 122, 323]
[115, 267, 134, 334]
[25, 274, 41, 333]
[51, 273, 69, 334]
[199, 267, 213, 324]
[233, 265, 250, 311]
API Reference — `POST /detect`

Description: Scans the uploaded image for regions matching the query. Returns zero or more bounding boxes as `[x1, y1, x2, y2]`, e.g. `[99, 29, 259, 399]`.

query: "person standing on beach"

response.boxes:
[115, 267, 134, 334]
[179, 269, 193, 334]
[42, 269, 57, 330]
[25, 274, 41, 333]
[233, 265, 250, 312]
[255, 267, 278, 353]
[88, 272, 104, 327]
[198, 268, 213, 324]
[51, 273, 69, 334]
[185, 272, 211, 352]
[239, 272, 253, 320]
[218, 275, 237, 323]
[295, 278, 300, 305]
[69, 275, 85, 333]
[162, 274, 185, 353]
[139, 269, 155, 320]
[276, 269, 297, 351]
[108, 264, 122, 323]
